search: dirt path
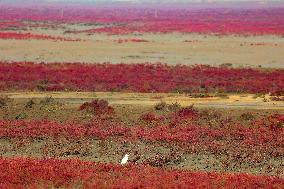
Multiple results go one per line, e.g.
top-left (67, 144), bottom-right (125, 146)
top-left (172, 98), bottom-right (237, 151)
top-left (2, 92), bottom-right (284, 110)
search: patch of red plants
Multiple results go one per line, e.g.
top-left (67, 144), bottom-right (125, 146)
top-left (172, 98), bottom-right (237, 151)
top-left (0, 119), bottom-right (129, 139)
top-left (0, 113), bottom-right (283, 157)
top-left (184, 40), bottom-right (199, 43)
top-left (176, 107), bottom-right (199, 119)
top-left (115, 39), bottom-right (150, 43)
top-left (0, 32), bottom-right (81, 41)
top-left (252, 114), bottom-right (284, 130)
top-left (0, 62), bottom-right (283, 94)
top-left (240, 42), bottom-right (281, 47)
top-left (169, 106), bottom-right (199, 126)
top-left (140, 112), bottom-right (165, 123)
top-left (0, 157), bottom-right (283, 188)
top-left (1, 7), bottom-right (284, 35)
top-left (0, 21), bottom-right (25, 30)
top-left (69, 8), bottom-right (284, 35)
top-left (79, 99), bottom-right (115, 116)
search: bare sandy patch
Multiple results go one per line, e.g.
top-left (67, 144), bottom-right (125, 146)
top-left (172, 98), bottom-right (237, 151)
top-left (2, 92), bottom-right (284, 110)
top-left (0, 32), bottom-right (284, 68)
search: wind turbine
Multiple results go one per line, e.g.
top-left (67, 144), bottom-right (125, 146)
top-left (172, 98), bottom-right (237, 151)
top-left (60, 9), bottom-right (64, 19)
top-left (154, 8), bottom-right (158, 18)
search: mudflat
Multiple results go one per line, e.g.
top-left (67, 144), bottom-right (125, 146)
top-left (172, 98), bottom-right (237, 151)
top-left (1, 32), bottom-right (284, 68)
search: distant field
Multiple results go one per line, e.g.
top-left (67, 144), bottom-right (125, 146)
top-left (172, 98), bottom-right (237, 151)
top-left (0, 6), bottom-right (284, 67)
top-left (1, 33), bottom-right (284, 68)
top-left (1, 6), bottom-right (284, 35)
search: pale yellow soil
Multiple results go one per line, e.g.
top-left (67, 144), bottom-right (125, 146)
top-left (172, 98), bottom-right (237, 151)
top-left (0, 29), bottom-right (284, 68)
top-left (2, 92), bottom-right (284, 109)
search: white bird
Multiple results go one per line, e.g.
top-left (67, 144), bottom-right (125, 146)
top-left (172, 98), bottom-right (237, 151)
top-left (120, 154), bottom-right (129, 165)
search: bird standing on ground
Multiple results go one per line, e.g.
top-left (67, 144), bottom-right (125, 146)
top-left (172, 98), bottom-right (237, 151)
top-left (121, 154), bottom-right (129, 165)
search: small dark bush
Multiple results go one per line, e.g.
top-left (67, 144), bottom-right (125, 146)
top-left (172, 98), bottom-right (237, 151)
top-left (240, 112), bottom-right (255, 121)
top-left (140, 112), bottom-right (165, 123)
top-left (219, 63), bottom-right (233, 68)
top-left (143, 152), bottom-right (182, 167)
top-left (214, 93), bottom-right (229, 99)
top-left (167, 102), bottom-right (181, 112)
top-left (25, 99), bottom-right (36, 109)
top-left (40, 96), bottom-right (55, 105)
top-left (0, 95), bottom-right (11, 108)
top-left (154, 101), bottom-right (167, 111)
top-left (79, 99), bottom-right (114, 116)
top-left (190, 93), bottom-right (212, 98)
top-left (270, 96), bottom-right (284, 101)
top-left (268, 114), bottom-right (284, 130)
top-left (176, 104), bottom-right (198, 119)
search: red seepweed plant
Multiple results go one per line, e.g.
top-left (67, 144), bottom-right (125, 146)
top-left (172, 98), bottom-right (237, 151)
top-left (0, 157), bottom-right (283, 188)
top-left (79, 99), bottom-right (115, 116)
top-left (1, 7), bottom-right (284, 35)
top-left (0, 31), bottom-right (82, 41)
top-left (0, 62), bottom-right (283, 94)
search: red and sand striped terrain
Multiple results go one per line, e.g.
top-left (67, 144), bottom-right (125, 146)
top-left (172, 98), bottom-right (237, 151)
top-left (0, 3), bottom-right (283, 188)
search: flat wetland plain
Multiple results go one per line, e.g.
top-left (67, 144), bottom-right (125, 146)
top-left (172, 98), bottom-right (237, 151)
top-left (1, 31), bottom-right (284, 68)
top-left (0, 5), bottom-right (284, 188)
top-left (1, 92), bottom-right (283, 176)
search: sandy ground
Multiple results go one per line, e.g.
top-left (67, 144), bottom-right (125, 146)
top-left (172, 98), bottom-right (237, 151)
top-left (2, 92), bottom-right (284, 110)
top-left (0, 30), bottom-right (284, 68)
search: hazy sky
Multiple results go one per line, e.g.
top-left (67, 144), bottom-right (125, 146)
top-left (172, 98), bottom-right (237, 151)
top-left (43, 0), bottom-right (284, 6)
top-left (2, 0), bottom-right (284, 3)
top-left (35, 0), bottom-right (284, 2)
top-left (2, 0), bottom-right (284, 6)
top-left (47, 0), bottom-right (283, 1)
